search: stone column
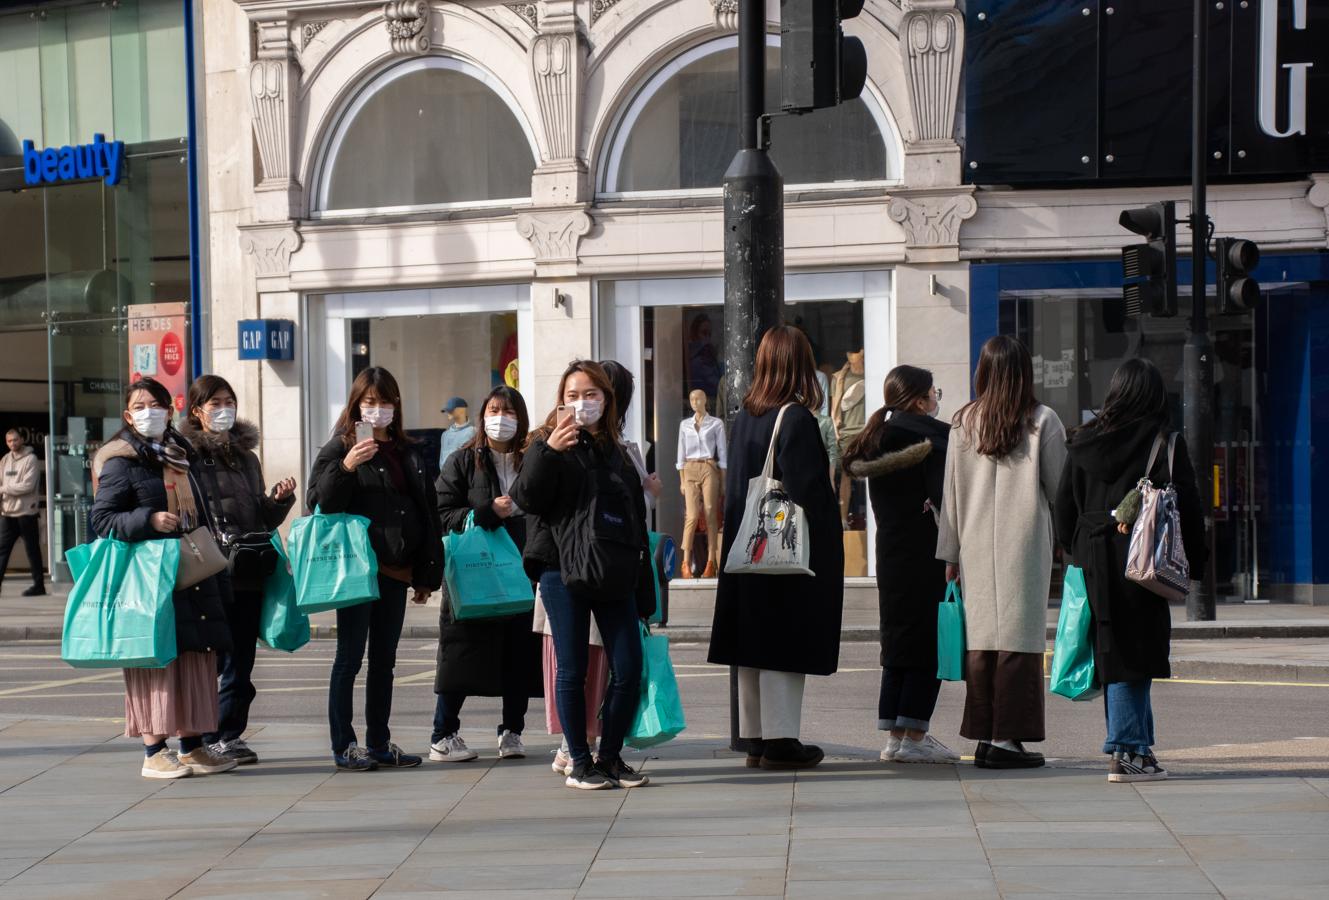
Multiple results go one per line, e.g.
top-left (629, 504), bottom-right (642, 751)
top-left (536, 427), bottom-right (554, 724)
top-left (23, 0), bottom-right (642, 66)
top-left (249, 13), bottom-right (301, 222)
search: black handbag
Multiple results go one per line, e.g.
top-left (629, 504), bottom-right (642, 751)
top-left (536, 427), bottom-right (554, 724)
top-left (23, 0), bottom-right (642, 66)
top-left (222, 531), bottom-right (280, 582)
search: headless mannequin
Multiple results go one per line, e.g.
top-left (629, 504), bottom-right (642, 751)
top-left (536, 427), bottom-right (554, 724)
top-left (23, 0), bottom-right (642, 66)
top-left (832, 350), bottom-right (866, 526)
top-left (677, 390), bottom-right (725, 578)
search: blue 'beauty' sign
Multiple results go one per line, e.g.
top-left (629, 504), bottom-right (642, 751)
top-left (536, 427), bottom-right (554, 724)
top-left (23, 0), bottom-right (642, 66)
top-left (22, 133), bottom-right (125, 187)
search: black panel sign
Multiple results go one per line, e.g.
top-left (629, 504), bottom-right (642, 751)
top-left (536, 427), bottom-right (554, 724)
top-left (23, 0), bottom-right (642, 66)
top-left (965, 0), bottom-right (1329, 185)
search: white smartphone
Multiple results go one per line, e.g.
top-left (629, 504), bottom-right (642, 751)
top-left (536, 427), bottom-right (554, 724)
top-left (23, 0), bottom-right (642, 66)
top-left (354, 421), bottom-right (374, 444)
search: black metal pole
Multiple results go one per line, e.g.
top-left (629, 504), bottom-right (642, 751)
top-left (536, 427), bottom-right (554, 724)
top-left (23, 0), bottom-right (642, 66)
top-left (1184, 0), bottom-right (1216, 621)
top-left (722, 0), bottom-right (784, 751)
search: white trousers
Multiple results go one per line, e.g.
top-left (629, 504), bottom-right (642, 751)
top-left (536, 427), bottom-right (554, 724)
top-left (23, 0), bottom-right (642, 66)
top-left (737, 667), bottom-right (806, 740)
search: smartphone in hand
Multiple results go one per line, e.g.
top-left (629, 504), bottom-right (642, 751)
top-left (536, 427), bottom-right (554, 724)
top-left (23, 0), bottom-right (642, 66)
top-left (354, 421), bottom-right (374, 444)
top-left (555, 405), bottom-right (573, 427)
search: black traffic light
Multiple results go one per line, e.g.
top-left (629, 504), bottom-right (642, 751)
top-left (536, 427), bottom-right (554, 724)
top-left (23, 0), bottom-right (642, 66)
top-left (1120, 201), bottom-right (1178, 318)
top-left (781, 0), bottom-right (868, 113)
top-left (1212, 237), bottom-right (1260, 314)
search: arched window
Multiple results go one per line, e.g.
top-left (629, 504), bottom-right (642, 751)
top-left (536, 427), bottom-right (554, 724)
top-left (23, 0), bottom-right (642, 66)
top-left (601, 37), bottom-right (899, 195)
top-left (315, 57), bottom-right (538, 215)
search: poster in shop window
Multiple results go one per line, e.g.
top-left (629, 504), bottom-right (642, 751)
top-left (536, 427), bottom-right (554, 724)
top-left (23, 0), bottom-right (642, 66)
top-left (127, 303), bottom-right (189, 419)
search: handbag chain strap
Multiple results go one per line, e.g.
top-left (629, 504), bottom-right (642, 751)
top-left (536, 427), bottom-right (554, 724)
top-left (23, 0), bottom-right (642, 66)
top-left (761, 404), bottom-right (794, 480)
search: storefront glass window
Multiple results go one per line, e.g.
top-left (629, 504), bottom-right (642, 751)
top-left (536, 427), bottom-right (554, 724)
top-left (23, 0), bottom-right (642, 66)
top-left (607, 43), bottom-right (895, 193)
top-left (320, 62), bottom-right (537, 213)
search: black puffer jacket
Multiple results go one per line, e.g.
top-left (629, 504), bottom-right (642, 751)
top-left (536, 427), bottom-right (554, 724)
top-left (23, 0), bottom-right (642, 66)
top-left (308, 434), bottom-right (443, 591)
top-left (433, 446), bottom-right (541, 698)
top-left (180, 417), bottom-right (294, 538)
top-left (89, 431), bottom-right (234, 655)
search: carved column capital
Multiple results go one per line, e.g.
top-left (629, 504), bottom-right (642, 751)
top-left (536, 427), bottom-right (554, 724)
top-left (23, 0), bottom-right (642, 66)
top-left (516, 206), bottom-right (592, 274)
top-left (1308, 174), bottom-right (1329, 247)
top-left (887, 188), bottom-right (977, 262)
top-left (247, 15), bottom-right (302, 220)
top-left (383, 1), bottom-right (432, 55)
top-left (239, 223), bottom-right (303, 280)
top-left (901, 1), bottom-right (964, 145)
top-left (710, 0), bottom-right (738, 31)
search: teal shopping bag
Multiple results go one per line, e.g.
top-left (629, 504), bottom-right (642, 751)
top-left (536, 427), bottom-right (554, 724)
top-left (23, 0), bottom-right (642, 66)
top-left (936, 580), bottom-right (966, 682)
top-left (627, 622), bottom-right (687, 749)
top-left (259, 531), bottom-right (310, 652)
top-left (444, 512), bottom-right (535, 621)
top-left (61, 538), bottom-right (179, 669)
top-left (64, 541), bottom-right (95, 583)
top-left (288, 509), bottom-right (379, 614)
top-left (1050, 565), bottom-right (1100, 701)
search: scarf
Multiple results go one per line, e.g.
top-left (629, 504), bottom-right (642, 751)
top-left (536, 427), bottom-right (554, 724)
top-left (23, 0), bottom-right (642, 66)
top-left (147, 435), bottom-right (201, 532)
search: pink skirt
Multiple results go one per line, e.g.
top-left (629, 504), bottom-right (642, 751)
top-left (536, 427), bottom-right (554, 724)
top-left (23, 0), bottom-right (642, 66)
top-left (542, 634), bottom-right (610, 737)
top-left (123, 651), bottom-right (219, 737)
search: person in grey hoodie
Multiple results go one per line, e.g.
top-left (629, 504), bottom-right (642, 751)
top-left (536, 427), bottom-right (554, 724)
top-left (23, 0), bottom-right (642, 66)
top-left (0, 429), bottom-right (45, 596)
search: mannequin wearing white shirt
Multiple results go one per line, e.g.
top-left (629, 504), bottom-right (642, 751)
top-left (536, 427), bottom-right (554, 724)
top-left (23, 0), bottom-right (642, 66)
top-left (677, 390), bottom-right (726, 578)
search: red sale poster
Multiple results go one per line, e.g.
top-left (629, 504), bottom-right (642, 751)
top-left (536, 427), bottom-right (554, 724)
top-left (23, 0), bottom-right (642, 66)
top-left (127, 302), bottom-right (190, 420)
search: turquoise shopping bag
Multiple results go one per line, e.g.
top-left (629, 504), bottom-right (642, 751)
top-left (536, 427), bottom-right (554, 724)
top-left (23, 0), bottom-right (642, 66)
top-left (1050, 565), bottom-right (1100, 701)
top-left (627, 622), bottom-right (687, 749)
top-left (444, 512), bottom-right (535, 620)
top-left (61, 538), bottom-right (179, 669)
top-left (288, 509), bottom-right (379, 614)
top-left (259, 531), bottom-right (310, 652)
top-left (64, 541), bottom-right (95, 582)
top-left (936, 580), bottom-right (966, 682)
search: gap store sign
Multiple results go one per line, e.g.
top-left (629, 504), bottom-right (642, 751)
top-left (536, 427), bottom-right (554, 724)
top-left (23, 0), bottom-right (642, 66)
top-left (22, 134), bottom-right (125, 187)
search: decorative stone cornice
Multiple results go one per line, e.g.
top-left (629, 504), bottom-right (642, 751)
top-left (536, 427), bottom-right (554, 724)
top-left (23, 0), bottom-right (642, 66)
top-left (887, 188), bottom-right (977, 262)
top-left (239, 224), bottom-right (303, 279)
top-left (506, 3), bottom-right (538, 29)
top-left (710, 0), bottom-right (738, 31)
top-left (516, 207), bottom-right (592, 267)
top-left (1308, 175), bottom-right (1329, 247)
top-left (591, 0), bottom-right (621, 23)
top-left (383, 0), bottom-right (430, 55)
top-left (901, 0), bottom-right (964, 145)
top-left (300, 19), bottom-right (329, 48)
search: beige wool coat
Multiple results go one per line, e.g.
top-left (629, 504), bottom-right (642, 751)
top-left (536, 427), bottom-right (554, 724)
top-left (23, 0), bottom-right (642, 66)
top-left (936, 404), bottom-right (1067, 654)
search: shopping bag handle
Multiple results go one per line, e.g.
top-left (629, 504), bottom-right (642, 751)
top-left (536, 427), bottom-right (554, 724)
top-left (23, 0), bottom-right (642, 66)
top-left (760, 404), bottom-right (794, 480)
top-left (943, 581), bottom-right (963, 604)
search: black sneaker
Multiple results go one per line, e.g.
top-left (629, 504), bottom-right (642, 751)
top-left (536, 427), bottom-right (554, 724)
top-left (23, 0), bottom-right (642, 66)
top-left (368, 742), bottom-right (423, 768)
top-left (209, 738), bottom-right (259, 766)
top-left (597, 757), bottom-right (649, 788)
top-left (21, 585), bottom-right (45, 597)
top-left (334, 742), bottom-right (379, 772)
top-left (565, 760), bottom-right (614, 791)
top-left (1108, 753), bottom-right (1168, 783)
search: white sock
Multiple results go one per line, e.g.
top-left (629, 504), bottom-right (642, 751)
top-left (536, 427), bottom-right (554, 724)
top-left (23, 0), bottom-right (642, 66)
top-left (992, 739), bottom-right (1021, 752)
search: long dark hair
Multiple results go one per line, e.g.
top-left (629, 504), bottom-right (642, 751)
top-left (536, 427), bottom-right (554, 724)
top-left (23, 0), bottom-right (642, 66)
top-left (842, 365), bottom-right (934, 469)
top-left (466, 385), bottom-right (529, 464)
top-left (743, 325), bottom-right (824, 416)
top-left (1075, 358), bottom-right (1169, 439)
top-left (186, 374), bottom-right (236, 430)
top-left (600, 359), bottom-right (634, 428)
top-left (332, 366), bottom-right (413, 446)
top-left (954, 335), bottom-right (1039, 458)
top-left (529, 359), bottom-right (622, 449)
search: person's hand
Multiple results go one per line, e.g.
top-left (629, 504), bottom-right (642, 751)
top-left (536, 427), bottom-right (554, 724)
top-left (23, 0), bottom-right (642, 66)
top-left (547, 414), bottom-right (578, 452)
top-left (945, 563), bottom-right (959, 583)
top-left (643, 473), bottom-right (663, 499)
top-left (492, 496), bottom-right (515, 519)
top-left (342, 439), bottom-right (378, 472)
top-left (272, 477), bottom-right (296, 501)
top-left (411, 588), bottom-right (431, 605)
top-left (150, 511), bottom-right (180, 533)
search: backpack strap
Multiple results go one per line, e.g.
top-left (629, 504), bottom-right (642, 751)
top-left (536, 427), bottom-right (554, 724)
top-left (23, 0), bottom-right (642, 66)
top-left (761, 404), bottom-right (793, 480)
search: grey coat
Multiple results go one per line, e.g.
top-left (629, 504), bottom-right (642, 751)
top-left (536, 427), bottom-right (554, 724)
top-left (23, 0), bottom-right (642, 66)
top-left (936, 404), bottom-right (1067, 655)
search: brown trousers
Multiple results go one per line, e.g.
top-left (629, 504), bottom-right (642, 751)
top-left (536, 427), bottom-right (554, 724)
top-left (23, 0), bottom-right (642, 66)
top-left (960, 650), bottom-right (1046, 743)
top-left (681, 459), bottom-right (721, 566)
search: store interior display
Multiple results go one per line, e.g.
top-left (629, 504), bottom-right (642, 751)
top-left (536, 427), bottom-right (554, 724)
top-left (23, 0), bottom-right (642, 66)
top-left (677, 389), bottom-right (726, 579)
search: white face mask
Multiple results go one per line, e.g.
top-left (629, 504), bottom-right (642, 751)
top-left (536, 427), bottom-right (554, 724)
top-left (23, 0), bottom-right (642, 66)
top-left (571, 397), bottom-right (603, 427)
top-left (206, 407), bottom-right (236, 432)
top-left (359, 405), bottom-right (394, 429)
top-left (131, 408), bottom-right (169, 440)
top-left (484, 414), bottom-right (518, 442)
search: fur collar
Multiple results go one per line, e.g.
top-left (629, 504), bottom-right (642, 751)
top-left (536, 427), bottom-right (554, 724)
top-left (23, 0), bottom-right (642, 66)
top-left (180, 416), bottom-right (260, 454)
top-left (847, 439), bottom-right (933, 479)
top-left (91, 438), bottom-right (138, 487)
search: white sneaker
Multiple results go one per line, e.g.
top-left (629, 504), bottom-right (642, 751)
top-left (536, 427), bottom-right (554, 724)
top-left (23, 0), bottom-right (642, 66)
top-left (497, 730), bottom-right (526, 760)
top-left (429, 734), bottom-right (478, 763)
top-left (551, 748), bottom-right (573, 775)
top-left (894, 734), bottom-right (961, 764)
top-left (880, 735), bottom-right (902, 762)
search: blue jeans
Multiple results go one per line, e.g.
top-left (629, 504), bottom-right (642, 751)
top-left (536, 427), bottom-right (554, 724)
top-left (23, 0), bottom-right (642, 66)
top-left (877, 666), bottom-right (942, 732)
top-left (431, 691), bottom-right (529, 743)
top-left (538, 570), bottom-right (642, 769)
top-left (1102, 679), bottom-right (1155, 756)
top-left (328, 576), bottom-right (408, 754)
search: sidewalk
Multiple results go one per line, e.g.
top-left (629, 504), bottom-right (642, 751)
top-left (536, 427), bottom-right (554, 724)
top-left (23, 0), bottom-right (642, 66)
top-left (7, 582), bottom-right (1329, 684)
top-left (0, 716), bottom-right (1325, 899)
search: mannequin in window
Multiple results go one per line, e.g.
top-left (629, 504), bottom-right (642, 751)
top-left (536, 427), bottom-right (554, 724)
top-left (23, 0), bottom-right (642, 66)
top-left (677, 389), bottom-right (727, 579)
top-left (439, 397), bottom-right (475, 469)
top-left (831, 350), bottom-right (866, 526)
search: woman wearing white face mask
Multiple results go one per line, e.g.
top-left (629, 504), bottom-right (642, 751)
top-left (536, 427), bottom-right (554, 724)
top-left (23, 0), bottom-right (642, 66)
top-left (90, 378), bottom-right (238, 780)
top-left (428, 386), bottom-right (542, 762)
top-left (309, 366), bottom-right (443, 771)
top-left (181, 375), bottom-right (296, 766)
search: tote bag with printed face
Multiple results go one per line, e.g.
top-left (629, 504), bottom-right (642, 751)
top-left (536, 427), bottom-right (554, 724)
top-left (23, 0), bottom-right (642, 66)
top-left (723, 404), bottom-right (814, 577)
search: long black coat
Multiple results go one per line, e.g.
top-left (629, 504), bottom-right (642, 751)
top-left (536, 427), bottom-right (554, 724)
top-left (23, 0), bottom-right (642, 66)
top-left (434, 446), bottom-right (541, 698)
top-left (847, 412), bottom-right (950, 670)
top-left (89, 432), bottom-right (234, 655)
top-left (1054, 422), bottom-right (1208, 683)
top-left (307, 435), bottom-right (443, 591)
top-left (708, 404), bottom-right (844, 676)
